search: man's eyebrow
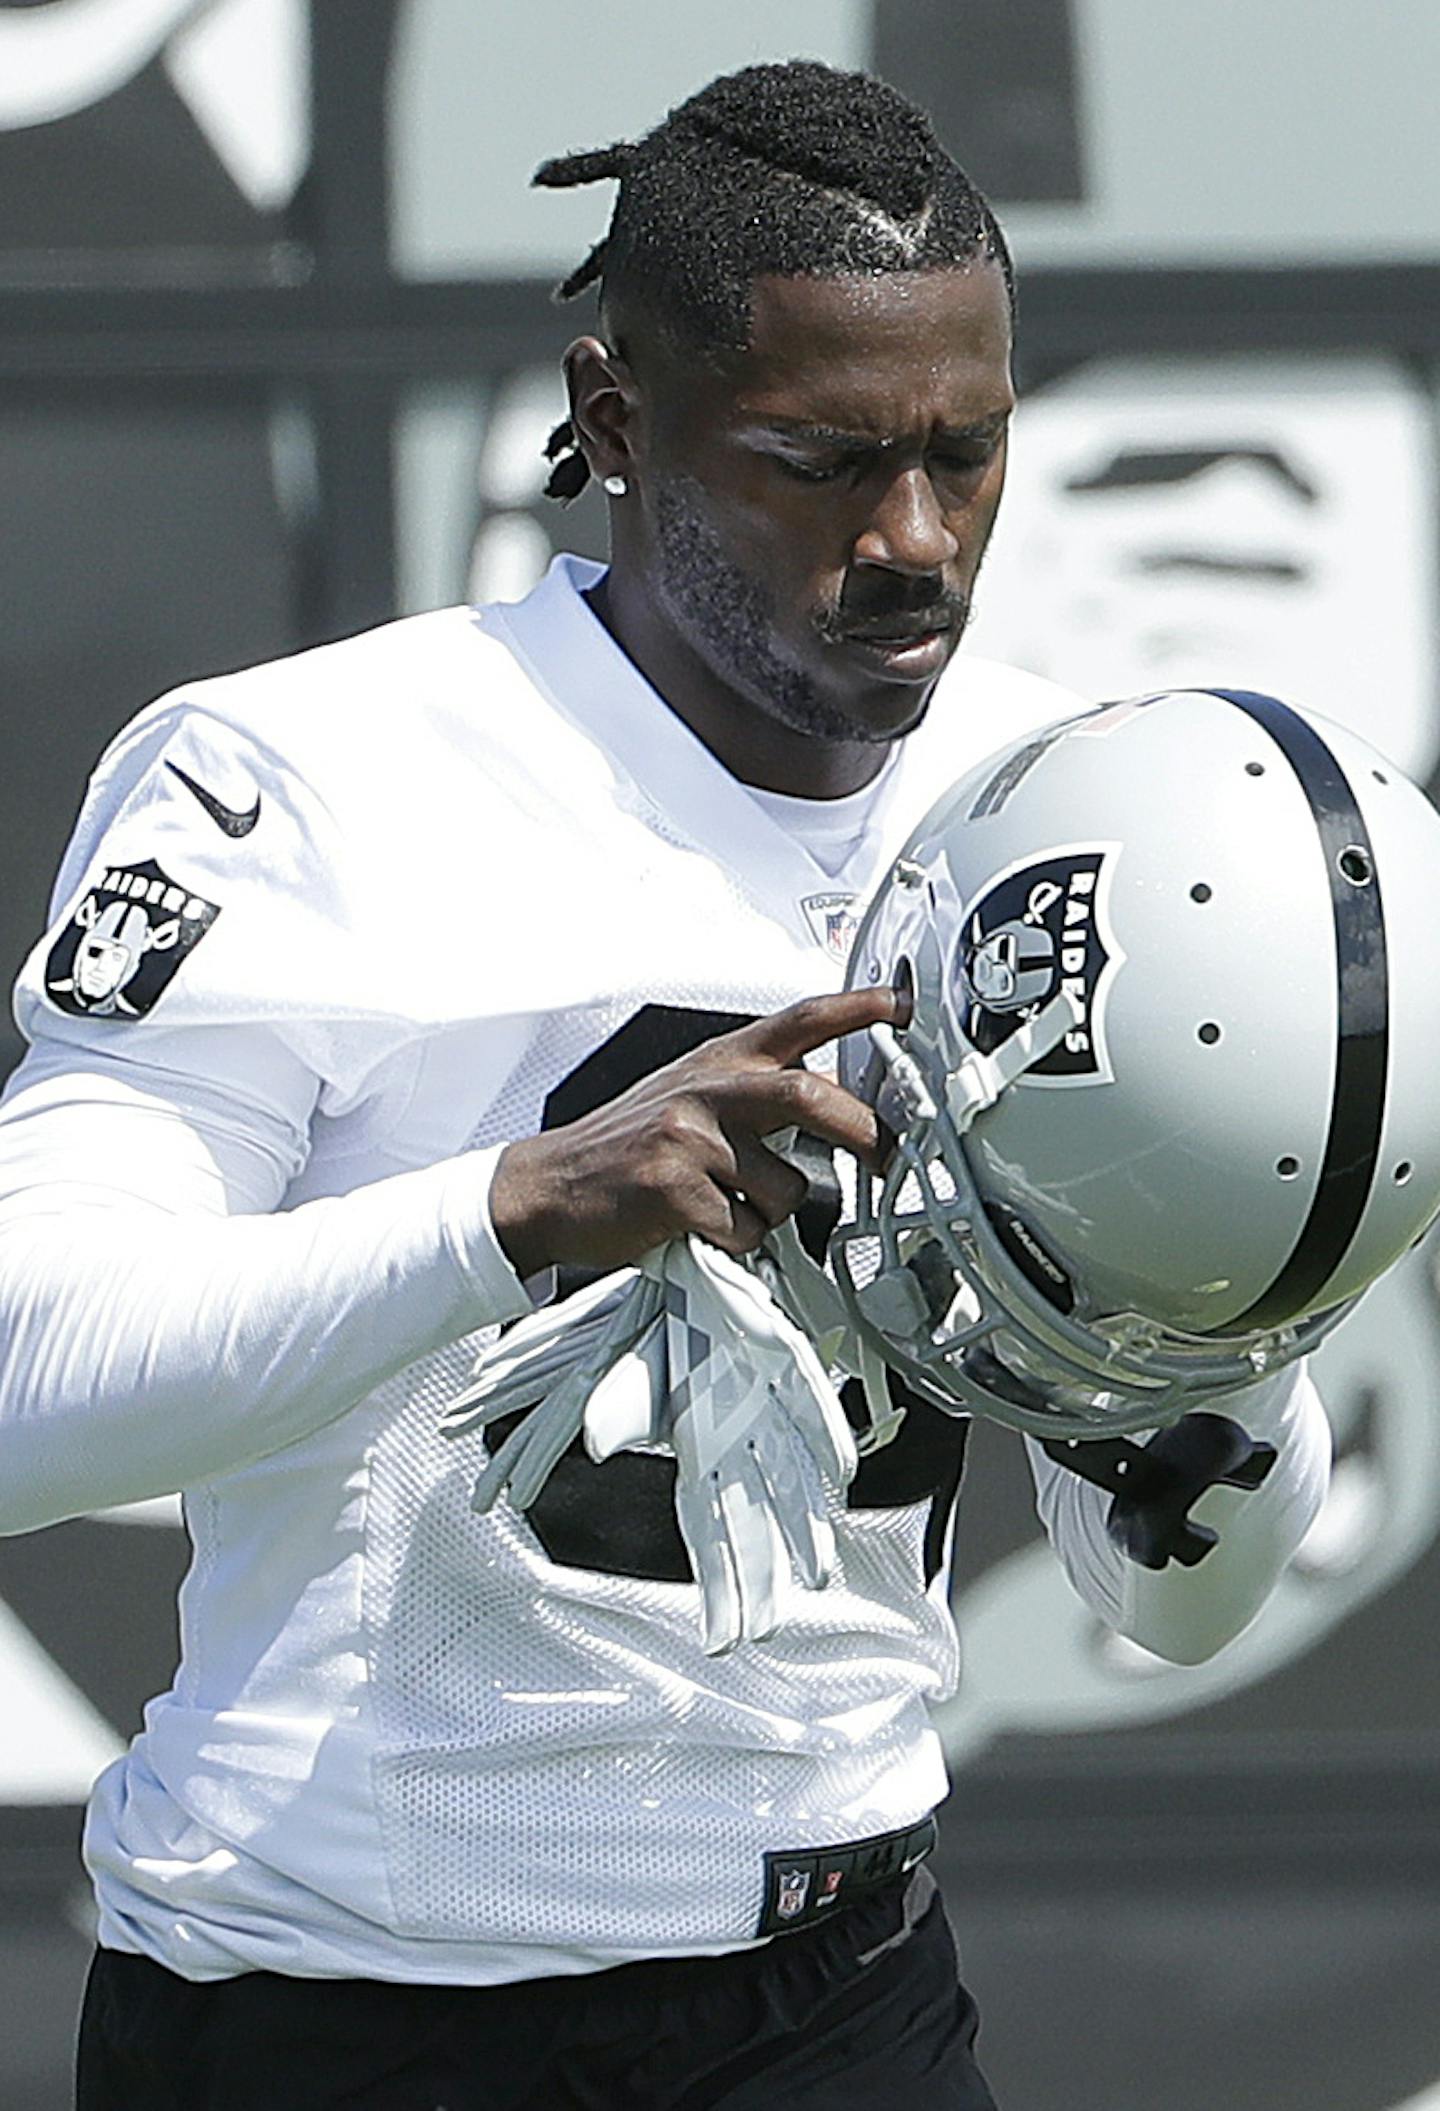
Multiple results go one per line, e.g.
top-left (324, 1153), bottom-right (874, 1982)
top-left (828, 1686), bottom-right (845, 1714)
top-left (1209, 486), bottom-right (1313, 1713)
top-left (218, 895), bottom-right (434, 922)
top-left (750, 411), bottom-right (1011, 448)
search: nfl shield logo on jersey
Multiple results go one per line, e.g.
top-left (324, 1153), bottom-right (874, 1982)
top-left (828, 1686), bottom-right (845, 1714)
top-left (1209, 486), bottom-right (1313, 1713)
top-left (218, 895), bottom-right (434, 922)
top-left (775, 1867), bottom-right (812, 1921)
top-left (800, 891), bottom-right (861, 964)
top-left (45, 858), bottom-right (220, 1020)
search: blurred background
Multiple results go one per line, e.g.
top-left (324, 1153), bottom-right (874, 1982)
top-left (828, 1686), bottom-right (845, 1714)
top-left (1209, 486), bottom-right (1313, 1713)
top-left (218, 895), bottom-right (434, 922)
top-left (2, 3), bottom-right (1439, 2105)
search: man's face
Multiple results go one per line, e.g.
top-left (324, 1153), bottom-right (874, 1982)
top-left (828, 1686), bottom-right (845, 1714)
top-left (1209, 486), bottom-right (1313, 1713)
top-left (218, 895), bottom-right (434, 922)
top-left (633, 262), bottom-right (1014, 746)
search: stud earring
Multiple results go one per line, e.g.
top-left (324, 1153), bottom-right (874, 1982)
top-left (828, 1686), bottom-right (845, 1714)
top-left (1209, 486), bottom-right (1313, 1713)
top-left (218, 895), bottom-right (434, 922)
top-left (602, 474), bottom-right (628, 498)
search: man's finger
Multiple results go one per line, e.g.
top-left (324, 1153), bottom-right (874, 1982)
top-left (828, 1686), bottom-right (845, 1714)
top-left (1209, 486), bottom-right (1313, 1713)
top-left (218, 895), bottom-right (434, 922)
top-left (706, 1189), bottom-right (777, 1257)
top-left (727, 986), bottom-right (900, 1069)
top-left (724, 1135), bottom-right (811, 1230)
top-left (718, 1068), bottom-right (887, 1172)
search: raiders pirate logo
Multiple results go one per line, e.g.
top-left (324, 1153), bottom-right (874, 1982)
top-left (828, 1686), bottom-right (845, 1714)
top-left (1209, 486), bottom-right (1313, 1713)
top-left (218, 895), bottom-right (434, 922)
top-left (45, 858), bottom-right (220, 1020)
top-left (956, 845), bottom-right (1121, 1083)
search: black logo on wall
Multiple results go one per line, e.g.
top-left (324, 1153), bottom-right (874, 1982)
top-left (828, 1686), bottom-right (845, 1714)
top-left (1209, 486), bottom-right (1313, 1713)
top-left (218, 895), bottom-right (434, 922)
top-left (45, 858), bottom-right (220, 1019)
top-left (871, 0), bottom-right (1085, 204)
top-left (956, 847), bottom-right (1119, 1082)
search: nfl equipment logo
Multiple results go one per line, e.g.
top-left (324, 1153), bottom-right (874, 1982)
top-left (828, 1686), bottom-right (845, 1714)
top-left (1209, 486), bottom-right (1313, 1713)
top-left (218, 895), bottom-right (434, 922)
top-left (775, 1867), bottom-right (811, 1921)
top-left (800, 892), bottom-right (861, 964)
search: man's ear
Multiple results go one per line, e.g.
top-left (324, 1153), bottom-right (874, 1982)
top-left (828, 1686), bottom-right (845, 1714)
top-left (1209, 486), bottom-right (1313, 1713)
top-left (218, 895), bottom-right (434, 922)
top-left (563, 336), bottom-right (641, 487)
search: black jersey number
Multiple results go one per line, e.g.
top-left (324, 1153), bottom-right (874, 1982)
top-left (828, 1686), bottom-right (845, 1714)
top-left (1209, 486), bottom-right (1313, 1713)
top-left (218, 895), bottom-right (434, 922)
top-left (488, 1003), bottom-right (967, 1585)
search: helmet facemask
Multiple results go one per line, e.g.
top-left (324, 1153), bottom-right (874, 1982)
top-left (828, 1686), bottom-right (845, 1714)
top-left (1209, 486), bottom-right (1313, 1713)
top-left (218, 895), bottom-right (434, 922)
top-left (830, 993), bottom-right (1349, 1439)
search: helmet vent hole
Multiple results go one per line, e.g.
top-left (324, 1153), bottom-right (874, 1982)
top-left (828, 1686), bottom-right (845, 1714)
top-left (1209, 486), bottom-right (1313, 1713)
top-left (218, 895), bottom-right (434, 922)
top-left (1338, 845), bottom-right (1373, 886)
top-left (1245, 761), bottom-right (1266, 777)
top-left (1197, 1021), bottom-right (1222, 1045)
top-left (1276, 1154), bottom-right (1302, 1180)
top-left (1373, 769), bottom-right (1390, 786)
top-left (1395, 1160), bottom-right (1414, 1185)
top-left (1190, 883), bottom-right (1213, 903)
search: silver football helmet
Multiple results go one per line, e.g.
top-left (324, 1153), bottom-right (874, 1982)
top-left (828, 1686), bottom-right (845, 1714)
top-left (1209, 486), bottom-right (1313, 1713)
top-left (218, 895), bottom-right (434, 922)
top-left (817, 688), bottom-right (1440, 1441)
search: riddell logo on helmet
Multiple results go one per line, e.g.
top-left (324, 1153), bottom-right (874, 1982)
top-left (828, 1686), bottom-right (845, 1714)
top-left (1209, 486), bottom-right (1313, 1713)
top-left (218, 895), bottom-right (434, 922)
top-left (957, 846), bottom-right (1121, 1083)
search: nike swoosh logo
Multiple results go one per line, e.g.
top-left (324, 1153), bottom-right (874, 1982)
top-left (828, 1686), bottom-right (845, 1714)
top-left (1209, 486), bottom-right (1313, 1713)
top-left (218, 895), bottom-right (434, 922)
top-left (165, 761), bottom-right (261, 838)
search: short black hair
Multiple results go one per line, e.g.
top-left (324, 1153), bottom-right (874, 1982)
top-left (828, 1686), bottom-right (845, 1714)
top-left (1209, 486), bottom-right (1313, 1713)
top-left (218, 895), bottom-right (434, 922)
top-left (537, 59), bottom-right (1013, 500)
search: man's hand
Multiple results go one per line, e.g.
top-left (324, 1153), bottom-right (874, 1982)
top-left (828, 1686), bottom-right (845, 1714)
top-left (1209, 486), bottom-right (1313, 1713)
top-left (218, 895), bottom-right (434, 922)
top-left (488, 989), bottom-right (898, 1280)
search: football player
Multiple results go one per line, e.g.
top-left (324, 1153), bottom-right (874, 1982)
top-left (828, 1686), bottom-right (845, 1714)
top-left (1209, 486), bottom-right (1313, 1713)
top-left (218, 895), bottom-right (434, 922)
top-left (0, 62), bottom-right (1331, 2111)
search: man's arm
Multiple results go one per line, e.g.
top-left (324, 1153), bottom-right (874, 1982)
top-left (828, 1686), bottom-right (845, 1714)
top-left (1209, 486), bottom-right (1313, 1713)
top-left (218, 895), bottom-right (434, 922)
top-left (0, 1050), bottom-right (533, 1534)
top-left (1026, 1366), bottom-right (1331, 1664)
top-left (0, 991), bottom-right (895, 1536)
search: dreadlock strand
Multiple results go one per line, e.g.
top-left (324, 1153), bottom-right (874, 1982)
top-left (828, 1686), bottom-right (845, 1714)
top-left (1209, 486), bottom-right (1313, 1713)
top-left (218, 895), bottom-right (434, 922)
top-left (554, 237), bottom-right (608, 303)
top-left (543, 448), bottom-right (592, 504)
top-left (543, 418), bottom-right (577, 461)
top-left (540, 416), bottom-right (591, 503)
top-left (532, 144), bottom-right (633, 190)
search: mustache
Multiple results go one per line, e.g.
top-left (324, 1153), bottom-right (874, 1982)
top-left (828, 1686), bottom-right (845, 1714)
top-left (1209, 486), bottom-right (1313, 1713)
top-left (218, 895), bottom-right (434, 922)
top-left (813, 589), bottom-right (970, 644)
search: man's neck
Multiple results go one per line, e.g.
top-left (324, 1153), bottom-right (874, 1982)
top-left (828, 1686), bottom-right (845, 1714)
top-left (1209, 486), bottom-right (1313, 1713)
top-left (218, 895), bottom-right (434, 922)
top-left (584, 573), bottom-right (893, 800)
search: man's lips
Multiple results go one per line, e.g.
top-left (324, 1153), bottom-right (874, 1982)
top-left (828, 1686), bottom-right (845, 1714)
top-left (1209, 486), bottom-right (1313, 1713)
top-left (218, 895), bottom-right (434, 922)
top-left (831, 613), bottom-right (956, 645)
top-left (825, 620), bottom-right (958, 682)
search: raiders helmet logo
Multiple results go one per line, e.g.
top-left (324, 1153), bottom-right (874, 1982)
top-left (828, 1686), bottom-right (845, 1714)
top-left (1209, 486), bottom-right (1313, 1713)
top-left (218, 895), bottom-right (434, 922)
top-left (956, 845), bottom-right (1121, 1083)
top-left (45, 858), bottom-right (220, 1020)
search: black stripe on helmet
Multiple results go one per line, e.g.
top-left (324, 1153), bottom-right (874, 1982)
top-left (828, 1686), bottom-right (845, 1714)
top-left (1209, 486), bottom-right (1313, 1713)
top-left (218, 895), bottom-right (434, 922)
top-left (1205, 689), bottom-right (1388, 1330)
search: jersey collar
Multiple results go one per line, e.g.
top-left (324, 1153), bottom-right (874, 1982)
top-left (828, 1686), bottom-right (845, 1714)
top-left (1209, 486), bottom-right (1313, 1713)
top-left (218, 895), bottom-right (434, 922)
top-left (479, 555), bottom-right (918, 960)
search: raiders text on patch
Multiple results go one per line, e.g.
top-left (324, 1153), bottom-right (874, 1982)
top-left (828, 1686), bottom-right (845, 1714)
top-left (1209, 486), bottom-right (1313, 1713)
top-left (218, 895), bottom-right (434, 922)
top-left (45, 859), bottom-right (220, 1020)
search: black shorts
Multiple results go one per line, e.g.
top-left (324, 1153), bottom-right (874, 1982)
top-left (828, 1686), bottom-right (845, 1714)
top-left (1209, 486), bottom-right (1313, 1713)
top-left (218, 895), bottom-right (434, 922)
top-left (75, 1869), bottom-right (998, 2110)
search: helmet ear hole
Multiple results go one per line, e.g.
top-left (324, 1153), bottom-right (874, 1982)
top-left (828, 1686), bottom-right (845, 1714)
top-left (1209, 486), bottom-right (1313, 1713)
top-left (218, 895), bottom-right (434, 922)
top-left (890, 955), bottom-right (915, 1025)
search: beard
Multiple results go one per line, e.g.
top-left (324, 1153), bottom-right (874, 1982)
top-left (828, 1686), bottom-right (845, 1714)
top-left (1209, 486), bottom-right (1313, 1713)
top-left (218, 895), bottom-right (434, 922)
top-left (650, 476), bottom-right (969, 744)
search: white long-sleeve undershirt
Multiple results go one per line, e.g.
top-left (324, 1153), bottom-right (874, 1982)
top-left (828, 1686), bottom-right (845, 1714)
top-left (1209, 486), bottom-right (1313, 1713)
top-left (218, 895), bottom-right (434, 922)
top-left (1026, 1362), bottom-right (1331, 1663)
top-left (0, 1053), bottom-right (531, 1536)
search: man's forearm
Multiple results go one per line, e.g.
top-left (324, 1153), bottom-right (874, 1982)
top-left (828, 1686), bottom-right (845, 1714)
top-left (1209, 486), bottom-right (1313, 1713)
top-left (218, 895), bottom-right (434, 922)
top-left (0, 1148), bottom-right (531, 1534)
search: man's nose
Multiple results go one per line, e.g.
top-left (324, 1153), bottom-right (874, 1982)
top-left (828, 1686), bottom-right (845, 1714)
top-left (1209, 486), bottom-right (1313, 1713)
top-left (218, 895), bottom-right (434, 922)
top-left (852, 467), bottom-right (959, 576)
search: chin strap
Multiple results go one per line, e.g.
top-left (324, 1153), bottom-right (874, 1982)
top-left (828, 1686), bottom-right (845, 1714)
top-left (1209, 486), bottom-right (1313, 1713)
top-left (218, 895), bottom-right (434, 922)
top-left (892, 987), bottom-right (1086, 1136)
top-left (866, 990), bottom-right (1081, 1140)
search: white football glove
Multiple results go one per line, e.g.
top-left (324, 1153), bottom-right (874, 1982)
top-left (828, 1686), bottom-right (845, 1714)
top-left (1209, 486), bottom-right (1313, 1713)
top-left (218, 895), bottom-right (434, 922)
top-left (441, 1236), bottom-right (858, 1654)
top-left (442, 1267), bottom-right (662, 1510)
top-left (652, 1237), bottom-right (858, 1653)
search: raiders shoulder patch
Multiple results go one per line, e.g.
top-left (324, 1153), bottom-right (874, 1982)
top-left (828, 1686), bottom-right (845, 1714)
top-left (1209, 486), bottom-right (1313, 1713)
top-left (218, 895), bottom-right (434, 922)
top-left (45, 858), bottom-right (220, 1020)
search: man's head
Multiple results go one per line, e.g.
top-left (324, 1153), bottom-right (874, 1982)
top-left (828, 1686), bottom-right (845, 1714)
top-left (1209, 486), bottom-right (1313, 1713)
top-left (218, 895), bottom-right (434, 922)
top-left (539, 62), bottom-right (1016, 783)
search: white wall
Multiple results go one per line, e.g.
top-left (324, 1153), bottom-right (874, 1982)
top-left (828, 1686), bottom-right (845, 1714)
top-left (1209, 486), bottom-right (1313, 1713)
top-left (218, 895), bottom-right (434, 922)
top-left (388, 0), bottom-right (1440, 279)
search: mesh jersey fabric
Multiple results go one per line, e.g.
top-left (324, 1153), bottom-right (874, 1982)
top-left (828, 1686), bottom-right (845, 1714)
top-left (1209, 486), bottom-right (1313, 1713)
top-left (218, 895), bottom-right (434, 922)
top-left (2, 556), bottom-right (1111, 1981)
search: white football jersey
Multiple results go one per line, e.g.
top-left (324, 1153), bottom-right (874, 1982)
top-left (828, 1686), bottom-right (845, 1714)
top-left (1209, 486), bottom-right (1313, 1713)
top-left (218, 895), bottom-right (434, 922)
top-left (0, 556), bottom-right (1315, 1983)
